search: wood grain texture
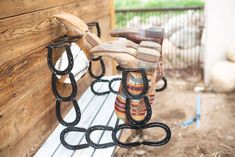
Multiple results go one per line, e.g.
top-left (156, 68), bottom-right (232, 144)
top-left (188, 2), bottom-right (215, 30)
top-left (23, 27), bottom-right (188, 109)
top-left (0, 73), bottom-right (92, 157)
top-left (0, 0), bottom-right (113, 157)
top-left (0, 46), bottom-right (101, 157)
top-left (0, 0), bottom-right (78, 19)
top-left (0, 0), bottom-right (110, 66)
top-left (110, 0), bottom-right (115, 29)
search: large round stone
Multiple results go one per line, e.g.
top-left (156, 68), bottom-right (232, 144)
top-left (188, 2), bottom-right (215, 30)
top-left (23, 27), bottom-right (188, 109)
top-left (169, 27), bottom-right (201, 49)
top-left (163, 13), bottom-right (189, 37)
top-left (226, 41), bottom-right (235, 62)
top-left (208, 61), bottom-right (235, 93)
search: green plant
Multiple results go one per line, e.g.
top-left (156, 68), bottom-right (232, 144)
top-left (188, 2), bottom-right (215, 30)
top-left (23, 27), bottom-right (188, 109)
top-left (114, 0), bottom-right (204, 28)
top-left (115, 0), bottom-right (204, 9)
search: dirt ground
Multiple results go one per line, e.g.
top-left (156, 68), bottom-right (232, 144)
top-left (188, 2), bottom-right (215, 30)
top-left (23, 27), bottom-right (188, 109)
top-left (114, 79), bottom-right (235, 157)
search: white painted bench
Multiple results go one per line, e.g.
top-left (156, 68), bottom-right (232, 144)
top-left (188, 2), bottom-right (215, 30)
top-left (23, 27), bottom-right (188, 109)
top-left (35, 76), bottom-right (123, 157)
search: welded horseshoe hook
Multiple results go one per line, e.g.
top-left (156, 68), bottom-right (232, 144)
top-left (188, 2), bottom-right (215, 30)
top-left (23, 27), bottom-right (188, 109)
top-left (141, 122), bottom-right (171, 147)
top-left (60, 127), bottom-right (89, 150)
top-left (87, 21), bottom-right (101, 38)
top-left (112, 122), bottom-right (171, 148)
top-left (56, 99), bottom-right (81, 127)
top-left (47, 44), bottom-right (74, 75)
top-left (85, 125), bottom-right (115, 149)
top-left (90, 79), bottom-right (110, 95)
top-left (109, 77), bottom-right (122, 94)
top-left (125, 96), bottom-right (152, 125)
top-left (88, 56), bottom-right (106, 79)
top-left (155, 76), bottom-right (167, 92)
top-left (51, 73), bottom-right (77, 101)
top-left (112, 124), bottom-right (141, 148)
top-left (117, 66), bottom-right (149, 99)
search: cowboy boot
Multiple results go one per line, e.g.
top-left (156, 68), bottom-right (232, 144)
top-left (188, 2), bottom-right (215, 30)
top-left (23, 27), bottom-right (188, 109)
top-left (110, 27), bottom-right (165, 83)
top-left (110, 27), bottom-right (164, 44)
top-left (53, 13), bottom-right (162, 82)
top-left (53, 13), bottom-right (101, 60)
top-left (91, 42), bottom-right (161, 123)
top-left (53, 13), bottom-right (103, 82)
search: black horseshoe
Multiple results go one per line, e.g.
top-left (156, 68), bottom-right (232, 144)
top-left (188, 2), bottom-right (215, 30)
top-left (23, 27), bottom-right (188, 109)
top-left (109, 77), bottom-right (122, 94)
top-left (87, 22), bottom-right (101, 38)
top-left (54, 35), bottom-right (83, 44)
top-left (90, 79), bottom-right (110, 95)
top-left (47, 44), bottom-right (74, 75)
top-left (88, 56), bottom-right (105, 79)
top-left (112, 123), bottom-right (171, 148)
top-left (155, 77), bottom-right (167, 92)
top-left (51, 35), bottom-right (83, 47)
top-left (91, 56), bottom-right (102, 61)
top-left (125, 96), bottom-right (152, 125)
top-left (85, 125), bottom-right (115, 149)
top-left (60, 127), bottom-right (89, 150)
top-left (112, 124), bottom-right (141, 148)
top-left (56, 99), bottom-right (81, 127)
top-left (117, 66), bottom-right (149, 99)
top-left (141, 122), bottom-right (171, 146)
top-left (52, 73), bottom-right (77, 101)
top-left (122, 70), bottom-right (149, 99)
top-left (95, 22), bottom-right (101, 38)
top-left (55, 35), bottom-right (83, 48)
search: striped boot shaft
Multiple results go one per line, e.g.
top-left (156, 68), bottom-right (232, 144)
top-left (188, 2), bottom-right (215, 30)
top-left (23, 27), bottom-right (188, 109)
top-left (114, 73), bottom-right (155, 122)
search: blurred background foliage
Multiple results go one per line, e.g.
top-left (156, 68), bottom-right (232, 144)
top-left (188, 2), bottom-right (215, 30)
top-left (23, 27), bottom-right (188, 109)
top-left (115, 0), bottom-right (204, 9)
top-left (115, 0), bottom-right (204, 28)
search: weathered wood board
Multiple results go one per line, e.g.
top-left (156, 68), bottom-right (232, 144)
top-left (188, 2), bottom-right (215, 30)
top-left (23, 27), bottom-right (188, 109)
top-left (0, 0), bottom-right (114, 157)
top-left (0, 0), bottom-right (79, 19)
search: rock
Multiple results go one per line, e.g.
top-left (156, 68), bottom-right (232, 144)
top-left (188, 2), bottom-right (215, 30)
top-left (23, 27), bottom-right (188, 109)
top-left (145, 16), bottom-right (161, 26)
top-left (162, 11), bottom-right (204, 38)
top-left (226, 41), bottom-right (235, 62)
top-left (187, 12), bottom-right (205, 28)
top-left (162, 11), bottom-right (193, 37)
top-left (134, 150), bottom-right (146, 157)
top-left (162, 38), bottom-right (178, 55)
top-left (179, 45), bottom-right (203, 65)
top-left (169, 27), bottom-right (201, 49)
top-left (208, 61), bottom-right (235, 93)
top-left (225, 135), bottom-right (234, 141)
top-left (162, 39), bottom-right (203, 68)
top-left (126, 16), bottom-right (141, 28)
top-left (201, 28), bottom-right (206, 45)
top-left (194, 86), bottom-right (205, 92)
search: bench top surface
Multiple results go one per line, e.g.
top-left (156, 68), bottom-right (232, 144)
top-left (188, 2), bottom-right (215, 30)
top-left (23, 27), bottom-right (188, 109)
top-left (34, 76), bottom-right (123, 157)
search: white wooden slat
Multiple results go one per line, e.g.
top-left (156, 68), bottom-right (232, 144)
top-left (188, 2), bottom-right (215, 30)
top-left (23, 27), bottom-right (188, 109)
top-left (92, 114), bottom-right (124, 157)
top-left (71, 82), bottom-right (120, 157)
top-left (52, 77), bottom-right (117, 157)
top-left (34, 81), bottom-right (104, 157)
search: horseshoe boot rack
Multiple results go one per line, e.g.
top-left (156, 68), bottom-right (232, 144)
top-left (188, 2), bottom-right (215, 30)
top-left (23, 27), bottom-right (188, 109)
top-left (47, 22), bottom-right (171, 150)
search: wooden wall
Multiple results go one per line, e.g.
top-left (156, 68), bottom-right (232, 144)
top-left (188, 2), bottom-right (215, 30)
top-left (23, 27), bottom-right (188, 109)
top-left (0, 0), bottom-right (113, 157)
